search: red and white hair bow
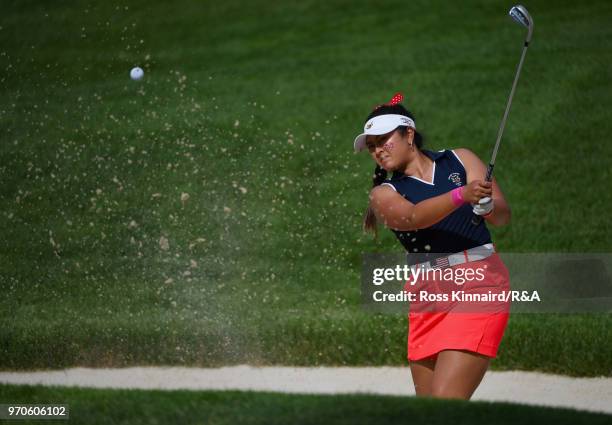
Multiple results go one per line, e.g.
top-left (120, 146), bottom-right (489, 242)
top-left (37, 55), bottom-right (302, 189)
top-left (374, 92), bottom-right (404, 110)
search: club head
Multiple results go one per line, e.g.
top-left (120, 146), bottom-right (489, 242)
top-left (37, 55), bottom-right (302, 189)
top-left (509, 5), bottom-right (534, 43)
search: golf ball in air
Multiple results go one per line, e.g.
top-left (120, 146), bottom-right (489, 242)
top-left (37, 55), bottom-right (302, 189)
top-left (130, 67), bottom-right (144, 81)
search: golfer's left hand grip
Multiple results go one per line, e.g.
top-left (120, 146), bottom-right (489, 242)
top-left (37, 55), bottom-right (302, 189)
top-left (471, 163), bottom-right (495, 226)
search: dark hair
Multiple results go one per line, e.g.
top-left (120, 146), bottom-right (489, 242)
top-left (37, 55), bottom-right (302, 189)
top-left (363, 103), bottom-right (425, 236)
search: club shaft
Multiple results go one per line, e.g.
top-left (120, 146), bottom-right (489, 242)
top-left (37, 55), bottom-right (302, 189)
top-left (489, 42), bottom-right (529, 170)
top-left (472, 39), bottom-right (529, 226)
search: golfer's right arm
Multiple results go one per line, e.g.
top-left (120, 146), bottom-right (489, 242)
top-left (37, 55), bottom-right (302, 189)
top-left (369, 181), bottom-right (491, 231)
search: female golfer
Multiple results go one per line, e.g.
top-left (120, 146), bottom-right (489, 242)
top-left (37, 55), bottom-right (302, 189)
top-left (354, 93), bottom-right (512, 400)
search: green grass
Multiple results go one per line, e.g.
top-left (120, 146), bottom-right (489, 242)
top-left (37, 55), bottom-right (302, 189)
top-left (1, 0), bottom-right (612, 375)
top-left (1, 384), bottom-right (611, 425)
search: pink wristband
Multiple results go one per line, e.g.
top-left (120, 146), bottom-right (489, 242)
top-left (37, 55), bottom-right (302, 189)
top-left (450, 187), bottom-right (466, 206)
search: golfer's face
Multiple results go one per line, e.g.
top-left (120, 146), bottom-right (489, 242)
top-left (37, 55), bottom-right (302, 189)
top-left (366, 130), bottom-right (407, 171)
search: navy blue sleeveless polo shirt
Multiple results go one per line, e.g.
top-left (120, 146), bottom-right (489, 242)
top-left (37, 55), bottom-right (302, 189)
top-left (381, 149), bottom-right (492, 259)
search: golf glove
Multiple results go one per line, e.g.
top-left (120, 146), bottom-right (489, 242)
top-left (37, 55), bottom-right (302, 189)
top-left (472, 197), bottom-right (494, 216)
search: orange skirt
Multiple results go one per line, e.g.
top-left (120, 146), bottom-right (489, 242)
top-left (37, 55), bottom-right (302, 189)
top-left (405, 252), bottom-right (511, 361)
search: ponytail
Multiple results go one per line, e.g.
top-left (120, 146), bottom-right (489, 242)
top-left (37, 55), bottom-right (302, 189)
top-left (363, 165), bottom-right (387, 236)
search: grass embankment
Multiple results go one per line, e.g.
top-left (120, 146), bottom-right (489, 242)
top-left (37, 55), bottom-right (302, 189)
top-left (1, 384), bottom-right (611, 425)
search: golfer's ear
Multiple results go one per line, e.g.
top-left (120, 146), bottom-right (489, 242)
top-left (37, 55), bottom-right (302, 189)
top-left (407, 127), bottom-right (415, 141)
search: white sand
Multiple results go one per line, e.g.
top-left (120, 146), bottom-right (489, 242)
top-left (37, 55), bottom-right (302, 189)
top-left (1, 366), bottom-right (611, 414)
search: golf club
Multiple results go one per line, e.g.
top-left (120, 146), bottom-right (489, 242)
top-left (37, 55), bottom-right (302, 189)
top-left (472, 4), bottom-right (533, 225)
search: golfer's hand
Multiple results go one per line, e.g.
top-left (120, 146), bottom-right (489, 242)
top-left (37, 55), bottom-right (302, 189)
top-left (461, 180), bottom-right (492, 204)
top-left (472, 196), bottom-right (494, 216)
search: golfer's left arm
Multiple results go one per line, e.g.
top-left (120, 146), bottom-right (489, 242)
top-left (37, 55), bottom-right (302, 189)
top-left (454, 148), bottom-right (511, 226)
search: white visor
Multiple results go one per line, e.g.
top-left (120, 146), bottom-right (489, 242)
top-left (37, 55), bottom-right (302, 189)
top-left (353, 114), bottom-right (416, 152)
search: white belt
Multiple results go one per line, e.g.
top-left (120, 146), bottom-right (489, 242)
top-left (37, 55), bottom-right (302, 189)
top-left (409, 243), bottom-right (495, 272)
